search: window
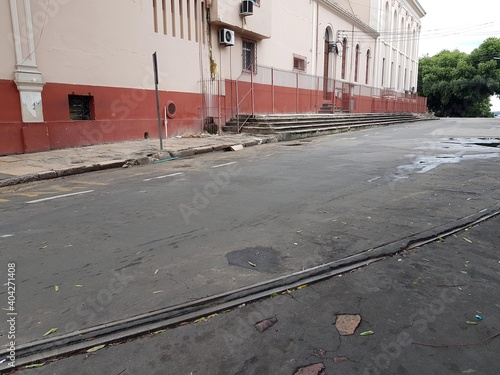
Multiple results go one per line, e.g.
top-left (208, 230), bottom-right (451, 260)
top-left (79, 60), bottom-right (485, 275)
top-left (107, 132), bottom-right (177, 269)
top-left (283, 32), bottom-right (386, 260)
top-left (69, 95), bottom-right (93, 121)
top-left (243, 39), bottom-right (257, 73)
top-left (293, 55), bottom-right (306, 72)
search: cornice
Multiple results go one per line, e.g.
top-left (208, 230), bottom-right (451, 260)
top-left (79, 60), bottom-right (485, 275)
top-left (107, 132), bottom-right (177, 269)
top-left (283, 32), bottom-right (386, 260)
top-left (318, 0), bottom-right (380, 38)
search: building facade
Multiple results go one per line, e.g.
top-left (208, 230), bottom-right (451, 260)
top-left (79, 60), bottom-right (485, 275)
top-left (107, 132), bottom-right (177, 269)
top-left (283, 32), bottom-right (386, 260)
top-left (0, 0), bottom-right (425, 155)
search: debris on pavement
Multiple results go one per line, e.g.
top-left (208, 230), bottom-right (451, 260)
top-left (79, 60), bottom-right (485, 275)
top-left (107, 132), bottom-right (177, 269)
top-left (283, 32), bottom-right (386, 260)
top-left (333, 356), bottom-right (350, 363)
top-left (335, 314), bottom-right (361, 336)
top-left (360, 330), bottom-right (375, 336)
top-left (43, 327), bottom-right (58, 337)
top-left (255, 317), bottom-right (278, 333)
top-left (293, 363), bottom-right (325, 375)
top-left (86, 344), bottom-right (106, 353)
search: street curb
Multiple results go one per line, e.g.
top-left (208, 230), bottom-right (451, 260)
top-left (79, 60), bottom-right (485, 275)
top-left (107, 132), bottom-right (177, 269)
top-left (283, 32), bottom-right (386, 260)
top-left (0, 135), bottom-right (279, 188)
top-left (0, 161), bottom-right (127, 188)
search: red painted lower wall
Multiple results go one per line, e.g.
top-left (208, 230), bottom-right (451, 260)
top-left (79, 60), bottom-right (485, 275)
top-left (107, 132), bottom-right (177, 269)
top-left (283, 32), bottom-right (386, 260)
top-left (0, 78), bottom-right (428, 155)
top-left (0, 81), bottom-right (205, 155)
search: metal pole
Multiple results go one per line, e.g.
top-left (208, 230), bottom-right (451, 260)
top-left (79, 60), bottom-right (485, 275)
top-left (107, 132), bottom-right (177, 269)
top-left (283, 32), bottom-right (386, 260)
top-left (251, 64), bottom-right (255, 116)
top-left (152, 52), bottom-right (163, 150)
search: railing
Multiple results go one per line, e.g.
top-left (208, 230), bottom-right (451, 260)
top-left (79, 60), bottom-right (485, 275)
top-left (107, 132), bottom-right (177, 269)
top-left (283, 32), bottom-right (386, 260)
top-left (236, 65), bottom-right (254, 133)
top-left (233, 65), bottom-right (427, 117)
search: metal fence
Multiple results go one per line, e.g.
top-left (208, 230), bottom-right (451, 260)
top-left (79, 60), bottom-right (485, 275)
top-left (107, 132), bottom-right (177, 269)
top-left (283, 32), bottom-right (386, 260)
top-left (233, 65), bottom-right (427, 116)
top-left (200, 65), bottom-right (427, 128)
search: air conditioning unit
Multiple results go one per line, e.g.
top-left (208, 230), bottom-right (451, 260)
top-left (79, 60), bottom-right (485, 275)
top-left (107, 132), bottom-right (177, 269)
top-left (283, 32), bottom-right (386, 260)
top-left (219, 28), bottom-right (235, 46)
top-left (240, 0), bottom-right (254, 16)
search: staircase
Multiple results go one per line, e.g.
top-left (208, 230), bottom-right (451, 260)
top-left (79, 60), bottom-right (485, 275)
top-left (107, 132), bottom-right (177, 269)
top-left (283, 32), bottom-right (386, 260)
top-left (222, 113), bottom-right (431, 141)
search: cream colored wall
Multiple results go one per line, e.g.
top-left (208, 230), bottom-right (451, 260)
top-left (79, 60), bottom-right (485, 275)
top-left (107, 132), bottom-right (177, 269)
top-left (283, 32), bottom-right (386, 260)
top-left (211, 0), bottom-right (271, 39)
top-left (2, 0), bottom-right (206, 92)
top-left (0, 2), bottom-right (16, 79)
top-left (257, 0), bottom-right (314, 72)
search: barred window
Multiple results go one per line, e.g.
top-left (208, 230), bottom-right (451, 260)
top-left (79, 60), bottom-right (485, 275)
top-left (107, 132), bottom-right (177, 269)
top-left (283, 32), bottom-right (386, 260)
top-left (243, 39), bottom-right (257, 73)
top-left (69, 95), bottom-right (93, 121)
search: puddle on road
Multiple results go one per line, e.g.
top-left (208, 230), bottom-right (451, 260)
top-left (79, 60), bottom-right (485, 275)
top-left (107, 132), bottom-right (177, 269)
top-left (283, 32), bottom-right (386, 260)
top-left (393, 138), bottom-right (500, 181)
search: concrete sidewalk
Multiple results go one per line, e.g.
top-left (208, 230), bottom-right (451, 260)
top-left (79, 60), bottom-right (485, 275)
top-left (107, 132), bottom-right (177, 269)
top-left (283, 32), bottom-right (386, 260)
top-left (12, 212), bottom-right (500, 374)
top-left (0, 133), bottom-right (278, 188)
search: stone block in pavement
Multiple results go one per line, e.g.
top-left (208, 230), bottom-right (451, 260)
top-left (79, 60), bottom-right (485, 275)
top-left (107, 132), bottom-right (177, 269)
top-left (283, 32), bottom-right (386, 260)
top-left (294, 363), bottom-right (325, 375)
top-left (335, 314), bottom-right (361, 336)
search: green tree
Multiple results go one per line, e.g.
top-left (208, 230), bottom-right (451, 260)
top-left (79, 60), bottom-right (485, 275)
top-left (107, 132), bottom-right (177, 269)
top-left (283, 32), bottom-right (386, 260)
top-left (418, 38), bottom-right (500, 117)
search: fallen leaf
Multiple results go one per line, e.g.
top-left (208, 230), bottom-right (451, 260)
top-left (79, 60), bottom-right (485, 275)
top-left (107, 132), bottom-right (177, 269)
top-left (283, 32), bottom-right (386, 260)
top-left (153, 290), bottom-right (164, 294)
top-left (154, 269), bottom-right (159, 275)
top-left (194, 317), bottom-right (207, 323)
top-left (40, 241), bottom-right (47, 245)
top-left (248, 261), bottom-right (257, 267)
top-left (207, 313), bottom-right (219, 319)
top-left (466, 321), bottom-right (478, 325)
top-left (43, 328), bottom-right (58, 337)
top-left (360, 330), bottom-right (374, 336)
top-left (270, 292), bottom-right (279, 297)
top-left (86, 344), bottom-right (106, 353)
top-left (463, 237), bottom-right (473, 244)
top-left (74, 285), bottom-right (84, 288)
top-left (297, 284), bottom-right (308, 290)
top-left (152, 329), bottom-right (167, 335)
top-left (54, 285), bottom-right (60, 292)
top-left (39, 245), bottom-right (48, 249)
top-left (25, 363), bottom-right (46, 369)
top-left (412, 281), bottom-right (420, 287)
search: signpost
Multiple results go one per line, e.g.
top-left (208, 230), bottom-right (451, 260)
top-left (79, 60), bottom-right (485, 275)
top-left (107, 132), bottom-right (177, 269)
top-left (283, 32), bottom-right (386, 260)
top-left (152, 52), bottom-right (163, 150)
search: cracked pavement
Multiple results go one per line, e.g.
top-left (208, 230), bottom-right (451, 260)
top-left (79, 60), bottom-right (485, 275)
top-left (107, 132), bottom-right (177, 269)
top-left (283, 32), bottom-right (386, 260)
top-left (17, 214), bottom-right (500, 375)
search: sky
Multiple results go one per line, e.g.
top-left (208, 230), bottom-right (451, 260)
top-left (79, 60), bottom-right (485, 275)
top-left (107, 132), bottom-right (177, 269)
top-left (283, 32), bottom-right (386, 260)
top-left (417, 0), bottom-right (500, 111)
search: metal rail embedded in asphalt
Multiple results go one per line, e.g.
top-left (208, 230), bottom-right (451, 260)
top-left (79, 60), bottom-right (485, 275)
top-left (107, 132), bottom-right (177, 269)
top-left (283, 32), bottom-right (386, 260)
top-left (2, 203), bottom-right (499, 372)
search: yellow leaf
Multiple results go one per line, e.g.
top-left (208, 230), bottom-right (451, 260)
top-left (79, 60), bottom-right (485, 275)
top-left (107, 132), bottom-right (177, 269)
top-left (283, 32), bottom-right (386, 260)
top-left (463, 237), bottom-right (473, 244)
top-left (74, 285), bottom-right (84, 288)
top-left (297, 284), bottom-right (308, 290)
top-left (154, 269), bottom-right (159, 275)
top-left (194, 317), bottom-right (207, 323)
top-left (86, 344), bottom-right (106, 353)
top-left (43, 328), bottom-right (58, 337)
top-left (54, 285), bottom-right (59, 292)
top-left (152, 329), bottom-right (167, 335)
top-left (360, 330), bottom-right (374, 336)
top-left (25, 363), bottom-right (45, 369)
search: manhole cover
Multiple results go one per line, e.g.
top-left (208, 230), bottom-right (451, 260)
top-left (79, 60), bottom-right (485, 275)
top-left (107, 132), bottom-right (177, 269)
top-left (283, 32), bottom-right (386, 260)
top-left (226, 246), bottom-right (280, 273)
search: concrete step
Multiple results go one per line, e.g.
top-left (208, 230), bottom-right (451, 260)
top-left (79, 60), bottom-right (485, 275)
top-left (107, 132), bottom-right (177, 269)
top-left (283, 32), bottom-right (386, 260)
top-left (223, 113), bottom-right (426, 136)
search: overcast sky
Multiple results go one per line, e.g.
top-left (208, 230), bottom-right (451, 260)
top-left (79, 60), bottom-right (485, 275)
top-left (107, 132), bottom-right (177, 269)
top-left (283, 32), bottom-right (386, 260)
top-left (417, 0), bottom-right (500, 110)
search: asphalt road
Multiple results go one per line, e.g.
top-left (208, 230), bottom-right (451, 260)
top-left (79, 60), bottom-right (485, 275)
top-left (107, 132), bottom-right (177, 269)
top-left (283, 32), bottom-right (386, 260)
top-left (1, 118), bottom-right (499, 346)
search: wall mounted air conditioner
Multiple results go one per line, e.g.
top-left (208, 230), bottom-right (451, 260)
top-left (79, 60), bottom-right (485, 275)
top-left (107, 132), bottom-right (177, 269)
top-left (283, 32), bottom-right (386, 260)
top-left (240, 0), bottom-right (254, 16)
top-left (219, 28), bottom-right (235, 46)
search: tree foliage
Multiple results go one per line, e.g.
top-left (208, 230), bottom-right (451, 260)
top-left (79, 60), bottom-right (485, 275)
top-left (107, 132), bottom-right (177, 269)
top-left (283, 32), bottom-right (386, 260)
top-left (418, 38), bottom-right (500, 117)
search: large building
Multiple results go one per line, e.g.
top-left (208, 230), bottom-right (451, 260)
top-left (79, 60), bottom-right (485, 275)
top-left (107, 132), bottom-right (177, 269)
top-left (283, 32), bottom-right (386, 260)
top-left (0, 0), bottom-right (426, 155)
